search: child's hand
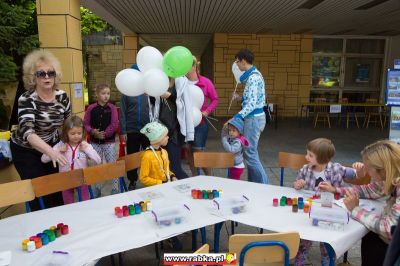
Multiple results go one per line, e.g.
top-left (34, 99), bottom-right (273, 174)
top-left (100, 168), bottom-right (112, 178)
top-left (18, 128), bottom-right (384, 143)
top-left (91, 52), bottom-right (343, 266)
top-left (80, 141), bottom-right (88, 151)
top-left (223, 119), bottom-right (231, 130)
top-left (352, 162), bottom-right (366, 178)
top-left (343, 189), bottom-right (359, 211)
top-left (171, 176), bottom-right (177, 181)
top-left (293, 179), bottom-right (306, 190)
top-left (58, 144), bottom-right (68, 153)
top-left (318, 181), bottom-right (336, 193)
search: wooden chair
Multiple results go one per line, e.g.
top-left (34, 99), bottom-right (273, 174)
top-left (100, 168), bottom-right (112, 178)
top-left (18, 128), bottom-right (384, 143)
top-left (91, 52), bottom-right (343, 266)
top-left (117, 151), bottom-right (143, 191)
top-left (83, 160), bottom-right (126, 199)
top-left (341, 98), bottom-right (359, 128)
top-left (0, 180), bottom-right (35, 213)
top-left (193, 152), bottom-right (235, 249)
top-left (31, 169), bottom-right (84, 209)
top-left (363, 98), bottom-right (384, 129)
top-left (278, 152), bottom-right (308, 187)
top-left (193, 152), bottom-right (235, 176)
top-left (313, 98), bottom-right (331, 128)
top-left (229, 231), bottom-right (300, 266)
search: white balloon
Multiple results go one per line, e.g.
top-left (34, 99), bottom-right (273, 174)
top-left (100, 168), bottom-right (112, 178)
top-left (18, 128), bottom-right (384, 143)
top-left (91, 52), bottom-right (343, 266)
top-left (143, 68), bottom-right (169, 97)
top-left (115, 69), bottom-right (145, 96)
top-left (137, 46), bottom-right (163, 73)
top-left (189, 85), bottom-right (204, 109)
top-left (192, 107), bottom-right (202, 127)
top-left (232, 62), bottom-right (244, 84)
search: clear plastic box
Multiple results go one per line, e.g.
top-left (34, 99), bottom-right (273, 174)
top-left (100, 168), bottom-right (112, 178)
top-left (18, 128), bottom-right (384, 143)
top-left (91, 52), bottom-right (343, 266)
top-left (151, 204), bottom-right (190, 227)
top-left (213, 195), bottom-right (249, 215)
top-left (309, 205), bottom-right (349, 231)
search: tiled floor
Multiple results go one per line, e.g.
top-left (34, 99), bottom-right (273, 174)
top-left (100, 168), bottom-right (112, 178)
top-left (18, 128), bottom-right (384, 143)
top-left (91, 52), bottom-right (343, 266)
top-left (96, 117), bottom-right (388, 266)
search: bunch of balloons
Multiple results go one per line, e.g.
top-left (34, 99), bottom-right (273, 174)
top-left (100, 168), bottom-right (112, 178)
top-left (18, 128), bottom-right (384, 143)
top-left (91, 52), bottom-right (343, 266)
top-left (115, 46), bottom-right (193, 97)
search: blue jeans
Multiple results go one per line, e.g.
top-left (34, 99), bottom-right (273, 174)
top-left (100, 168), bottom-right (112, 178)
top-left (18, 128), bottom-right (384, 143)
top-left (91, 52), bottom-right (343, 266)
top-left (243, 115), bottom-right (269, 184)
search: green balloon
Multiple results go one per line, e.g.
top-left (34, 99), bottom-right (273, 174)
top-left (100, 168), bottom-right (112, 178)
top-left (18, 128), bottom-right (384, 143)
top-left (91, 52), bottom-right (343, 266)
top-left (162, 46), bottom-right (193, 78)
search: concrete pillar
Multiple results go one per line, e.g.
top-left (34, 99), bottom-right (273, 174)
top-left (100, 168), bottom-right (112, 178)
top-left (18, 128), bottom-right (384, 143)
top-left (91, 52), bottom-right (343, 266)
top-left (123, 33), bottom-right (138, 68)
top-left (36, 0), bottom-right (85, 116)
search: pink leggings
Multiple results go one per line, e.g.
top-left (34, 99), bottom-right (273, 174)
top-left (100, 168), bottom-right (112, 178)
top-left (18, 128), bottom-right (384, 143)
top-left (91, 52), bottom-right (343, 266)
top-left (229, 167), bottom-right (244, 180)
top-left (62, 185), bottom-right (90, 204)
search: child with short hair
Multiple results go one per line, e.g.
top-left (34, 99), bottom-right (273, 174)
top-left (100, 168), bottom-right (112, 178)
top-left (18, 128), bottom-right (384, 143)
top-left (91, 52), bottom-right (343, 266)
top-left (84, 84), bottom-right (119, 195)
top-left (221, 118), bottom-right (249, 180)
top-left (293, 137), bottom-right (356, 266)
top-left (139, 121), bottom-right (177, 186)
top-left (41, 115), bottom-right (101, 204)
top-left (320, 140), bottom-right (400, 266)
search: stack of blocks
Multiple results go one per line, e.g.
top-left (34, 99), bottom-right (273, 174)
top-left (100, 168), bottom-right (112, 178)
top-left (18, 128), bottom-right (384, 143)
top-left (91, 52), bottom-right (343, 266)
top-left (114, 201), bottom-right (152, 218)
top-left (22, 223), bottom-right (69, 252)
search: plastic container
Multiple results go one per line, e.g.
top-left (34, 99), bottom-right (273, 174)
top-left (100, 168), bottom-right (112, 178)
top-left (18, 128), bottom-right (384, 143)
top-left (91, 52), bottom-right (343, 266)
top-left (213, 195), bottom-right (249, 215)
top-left (309, 205), bottom-right (349, 231)
top-left (151, 204), bottom-right (190, 227)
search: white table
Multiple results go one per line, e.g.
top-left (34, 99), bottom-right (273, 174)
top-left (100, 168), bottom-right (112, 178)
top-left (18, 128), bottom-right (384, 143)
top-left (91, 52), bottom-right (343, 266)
top-left (0, 176), bottom-right (381, 265)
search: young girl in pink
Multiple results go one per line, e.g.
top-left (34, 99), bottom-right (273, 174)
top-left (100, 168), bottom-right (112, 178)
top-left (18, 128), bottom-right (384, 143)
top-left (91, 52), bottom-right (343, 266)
top-left (42, 115), bottom-right (101, 204)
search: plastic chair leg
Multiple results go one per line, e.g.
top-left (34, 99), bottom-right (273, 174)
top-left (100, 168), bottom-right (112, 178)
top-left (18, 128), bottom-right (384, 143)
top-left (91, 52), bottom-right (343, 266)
top-left (77, 187), bottom-right (82, 202)
top-left (88, 186), bottom-right (95, 200)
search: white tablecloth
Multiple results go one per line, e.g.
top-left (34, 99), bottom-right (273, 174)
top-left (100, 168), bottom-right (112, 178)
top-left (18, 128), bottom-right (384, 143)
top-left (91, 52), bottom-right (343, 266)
top-left (0, 176), bottom-right (382, 265)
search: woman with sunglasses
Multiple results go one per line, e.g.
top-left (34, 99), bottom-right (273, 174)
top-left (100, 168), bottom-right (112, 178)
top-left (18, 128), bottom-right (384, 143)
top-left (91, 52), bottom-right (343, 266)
top-left (10, 49), bottom-right (71, 211)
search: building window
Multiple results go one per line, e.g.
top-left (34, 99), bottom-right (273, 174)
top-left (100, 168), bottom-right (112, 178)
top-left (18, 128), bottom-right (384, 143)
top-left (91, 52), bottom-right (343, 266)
top-left (312, 37), bottom-right (386, 102)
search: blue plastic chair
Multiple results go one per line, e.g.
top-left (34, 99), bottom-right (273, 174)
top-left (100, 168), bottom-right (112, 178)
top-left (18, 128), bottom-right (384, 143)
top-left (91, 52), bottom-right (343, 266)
top-left (229, 231), bottom-right (300, 266)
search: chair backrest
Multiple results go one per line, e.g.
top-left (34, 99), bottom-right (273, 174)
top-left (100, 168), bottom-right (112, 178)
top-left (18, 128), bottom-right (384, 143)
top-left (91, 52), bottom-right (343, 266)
top-left (83, 160), bottom-right (126, 185)
top-left (229, 231), bottom-right (300, 266)
top-left (118, 151), bottom-right (143, 171)
top-left (193, 152), bottom-right (235, 169)
top-left (194, 243), bottom-right (210, 254)
top-left (345, 173), bottom-right (371, 185)
top-left (31, 169), bottom-right (84, 197)
top-left (314, 97), bottom-right (328, 113)
top-left (0, 180), bottom-right (35, 208)
top-left (278, 152), bottom-right (307, 171)
top-left (278, 152), bottom-right (308, 186)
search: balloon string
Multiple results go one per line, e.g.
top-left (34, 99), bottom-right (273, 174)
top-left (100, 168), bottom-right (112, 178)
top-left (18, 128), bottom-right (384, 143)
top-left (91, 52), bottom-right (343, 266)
top-left (228, 83), bottom-right (239, 112)
top-left (162, 98), bottom-right (171, 111)
top-left (205, 116), bottom-right (218, 132)
top-left (206, 116), bottom-right (218, 122)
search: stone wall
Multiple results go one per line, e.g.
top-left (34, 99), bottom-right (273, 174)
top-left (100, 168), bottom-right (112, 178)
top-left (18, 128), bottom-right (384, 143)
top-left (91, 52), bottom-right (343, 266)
top-left (213, 33), bottom-right (312, 117)
top-left (86, 44), bottom-right (124, 103)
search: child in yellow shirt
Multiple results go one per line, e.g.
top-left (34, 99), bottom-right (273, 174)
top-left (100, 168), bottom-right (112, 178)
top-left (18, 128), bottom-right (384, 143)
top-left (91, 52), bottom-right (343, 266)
top-left (139, 122), bottom-right (177, 186)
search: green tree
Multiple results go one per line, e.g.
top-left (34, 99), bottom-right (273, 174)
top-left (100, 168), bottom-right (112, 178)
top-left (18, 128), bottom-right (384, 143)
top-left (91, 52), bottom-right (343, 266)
top-left (0, 0), bottom-right (39, 82)
top-left (80, 7), bottom-right (107, 36)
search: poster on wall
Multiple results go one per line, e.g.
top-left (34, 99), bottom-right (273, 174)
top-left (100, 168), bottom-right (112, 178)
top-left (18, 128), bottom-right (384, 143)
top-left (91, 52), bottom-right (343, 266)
top-left (389, 107), bottom-right (400, 144)
top-left (386, 70), bottom-right (400, 106)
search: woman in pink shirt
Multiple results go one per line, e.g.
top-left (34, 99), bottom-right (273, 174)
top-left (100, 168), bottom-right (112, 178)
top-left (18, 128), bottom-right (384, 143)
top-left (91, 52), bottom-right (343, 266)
top-left (186, 56), bottom-right (219, 175)
top-left (42, 115), bottom-right (101, 204)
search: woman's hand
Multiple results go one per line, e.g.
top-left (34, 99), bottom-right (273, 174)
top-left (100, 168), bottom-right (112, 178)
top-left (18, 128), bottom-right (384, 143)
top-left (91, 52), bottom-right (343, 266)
top-left (293, 179), bottom-right (306, 190)
top-left (343, 189), bottom-right (359, 211)
top-left (49, 150), bottom-right (68, 168)
top-left (201, 111), bottom-right (209, 117)
top-left (161, 92), bottom-right (171, 99)
top-left (232, 92), bottom-right (241, 102)
top-left (319, 181), bottom-right (336, 193)
top-left (352, 162), bottom-right (366, 178)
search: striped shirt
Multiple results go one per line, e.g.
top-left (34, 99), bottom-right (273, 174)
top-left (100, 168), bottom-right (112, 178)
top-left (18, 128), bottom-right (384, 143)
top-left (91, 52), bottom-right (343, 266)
top-left (296, 162), bottom-right (354, 191)
top-left (11, 89), bottom-right (71, 148)
top-left (337, 182), bottom-right (400, 243)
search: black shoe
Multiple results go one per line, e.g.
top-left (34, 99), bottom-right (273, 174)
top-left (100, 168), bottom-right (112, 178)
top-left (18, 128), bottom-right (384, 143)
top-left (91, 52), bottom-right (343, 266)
top-left (128, 181), bottom-right (136, 191)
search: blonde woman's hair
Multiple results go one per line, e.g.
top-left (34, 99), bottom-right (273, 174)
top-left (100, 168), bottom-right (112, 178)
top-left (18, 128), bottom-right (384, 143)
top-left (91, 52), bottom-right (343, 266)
top-left (22, 49), bottom-right (62, 91)
top-left (361, 140), bottom-right (400, 194)
top-left (192, 55), bottom-right (200, 73)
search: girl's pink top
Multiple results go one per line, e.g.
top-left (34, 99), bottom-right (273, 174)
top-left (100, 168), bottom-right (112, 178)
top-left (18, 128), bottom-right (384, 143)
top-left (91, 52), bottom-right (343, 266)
top-left (41, 141), bottom-right (101, 172)
top-left (195, 75), bottom-right (219, 114)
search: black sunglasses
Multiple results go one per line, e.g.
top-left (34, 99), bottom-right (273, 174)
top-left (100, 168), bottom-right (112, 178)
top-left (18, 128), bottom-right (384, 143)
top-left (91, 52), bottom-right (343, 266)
top-left (35, 70), bottom-right (56, 78)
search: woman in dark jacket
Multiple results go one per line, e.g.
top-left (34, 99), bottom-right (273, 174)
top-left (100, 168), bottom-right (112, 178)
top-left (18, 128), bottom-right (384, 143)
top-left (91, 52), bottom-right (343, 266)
top-left (157, 78), bottom-right (188, 179)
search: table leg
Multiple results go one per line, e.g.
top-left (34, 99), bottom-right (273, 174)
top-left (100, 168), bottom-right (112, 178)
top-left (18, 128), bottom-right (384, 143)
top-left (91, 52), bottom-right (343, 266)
top-left (323, 242), bottom-right (336, 266)
top-left (214, 222), bottom-right (224, 252)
